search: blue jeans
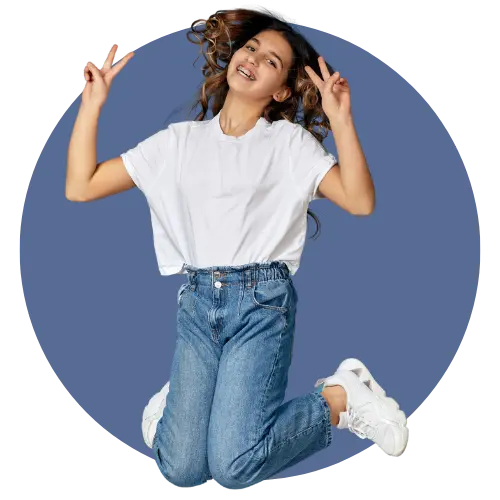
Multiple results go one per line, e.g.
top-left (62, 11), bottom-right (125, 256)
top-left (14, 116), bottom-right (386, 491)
top-left (152, 261), bottom-right (332, 489)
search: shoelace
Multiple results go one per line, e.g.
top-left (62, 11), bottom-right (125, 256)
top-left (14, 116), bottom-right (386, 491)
top-left (315, 379), bottom-right (377, 440)
top-left (346, 405), bottom-right (377, 440)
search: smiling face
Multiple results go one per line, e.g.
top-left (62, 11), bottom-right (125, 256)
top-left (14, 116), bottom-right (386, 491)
top-left (227, 29), bottom-right (294, 104)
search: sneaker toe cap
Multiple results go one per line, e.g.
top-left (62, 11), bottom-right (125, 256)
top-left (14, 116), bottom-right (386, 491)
top-left (377, 419), bottom-right (409, 456)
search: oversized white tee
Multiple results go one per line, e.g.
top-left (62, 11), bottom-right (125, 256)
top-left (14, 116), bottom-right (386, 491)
top-left (120, 110), bottom-right (338, 276)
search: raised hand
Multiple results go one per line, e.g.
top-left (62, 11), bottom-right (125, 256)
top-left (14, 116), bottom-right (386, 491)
top-left (305, 56), bottom-right (351, 124)
top-left (82, 44), bottom-right (134, 110)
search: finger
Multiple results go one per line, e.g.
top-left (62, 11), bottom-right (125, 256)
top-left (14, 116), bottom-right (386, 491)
top-left (317, 56), bottom-right (330, 82)
top-left (103, 44), bottom-right (118, 69)
top-left (83, 65), bottom-right (90, 80)
top-left (108, 51), bottom-right (135, 79)
top-left (335, 79), bottom-right (349, 94)
top-left (86, 61), bottom-right (104, 84)
top-left (328, 71), bottom-right (341, 89)
top-left (304, 65), bottom-right (323, 90)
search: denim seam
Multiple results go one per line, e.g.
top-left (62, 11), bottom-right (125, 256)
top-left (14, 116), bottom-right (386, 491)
top-left (256, 311), bottom-right (287, 442)
top-left (315, 391), bottom-right (333, 448)
top-left (270, 393), bottom-right (332, 452)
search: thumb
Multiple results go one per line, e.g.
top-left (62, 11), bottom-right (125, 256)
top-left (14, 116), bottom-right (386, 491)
top-left (87, 62), bottom-right (104, 84)
top-left (328, 71), bottom-right (340, 88)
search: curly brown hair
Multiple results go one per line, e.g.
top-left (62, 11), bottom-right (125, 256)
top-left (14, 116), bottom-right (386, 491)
top-left (185, 7), bottom-right (338, 239)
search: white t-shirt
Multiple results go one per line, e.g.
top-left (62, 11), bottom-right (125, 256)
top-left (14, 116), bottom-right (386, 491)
top-left (120, 110), bottom-right (337, 276)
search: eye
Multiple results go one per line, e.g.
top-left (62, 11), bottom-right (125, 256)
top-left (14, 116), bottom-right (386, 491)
top-left (245, 45), bottom-right (278, 68)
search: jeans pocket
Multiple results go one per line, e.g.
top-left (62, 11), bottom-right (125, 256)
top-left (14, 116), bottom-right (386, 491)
top-left (251, 278), bottom-right (292, 313)
top-left (177, 283), bottom-right (190, 306)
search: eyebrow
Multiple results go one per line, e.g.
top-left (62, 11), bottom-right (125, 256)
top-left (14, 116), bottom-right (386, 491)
top-left (250, 37), bottom-right (284, 68)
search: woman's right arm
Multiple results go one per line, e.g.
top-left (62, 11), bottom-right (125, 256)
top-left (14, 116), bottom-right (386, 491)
top-left (65, 102), bottom-right (135, 202)
top-left (65, 45), bottom-right (135, 202)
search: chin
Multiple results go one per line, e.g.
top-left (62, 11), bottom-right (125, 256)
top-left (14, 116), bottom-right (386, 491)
top-left (228, 75), bottom-right (256, 93)
top-left (227, 75), bottom-right (248, 93)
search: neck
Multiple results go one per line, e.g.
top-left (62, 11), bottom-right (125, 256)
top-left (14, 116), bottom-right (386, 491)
top-left (219, 90), bottom-right (268, 135)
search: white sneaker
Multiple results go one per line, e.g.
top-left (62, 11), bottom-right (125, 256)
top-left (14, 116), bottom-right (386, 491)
top-left (336, 358), bottom-right (387, 397)
top-left (315, 358), bottom-right (409, 456)
top-left (142, 380), bottom-right (170, 449)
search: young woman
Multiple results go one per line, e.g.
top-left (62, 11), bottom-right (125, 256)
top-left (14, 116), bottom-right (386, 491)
top-left (66, 7), bottom-right (408, 490)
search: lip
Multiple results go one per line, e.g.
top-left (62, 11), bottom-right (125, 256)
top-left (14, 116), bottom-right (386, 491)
top-left (236, 63), bottom-right (256, 80)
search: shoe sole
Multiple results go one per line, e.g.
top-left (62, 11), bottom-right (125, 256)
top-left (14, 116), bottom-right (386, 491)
top-left (142, 381), bottom-right (170, 449)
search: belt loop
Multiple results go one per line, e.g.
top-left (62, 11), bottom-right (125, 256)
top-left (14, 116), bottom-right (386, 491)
top-left (188, 270), bottom-right (196, 289)
top-left (245, 268), bottom-right (251, 288)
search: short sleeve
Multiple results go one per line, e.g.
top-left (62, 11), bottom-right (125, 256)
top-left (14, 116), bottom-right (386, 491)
top-left (288, 124), bottom-right (338, 202)
top-left (120, 125), bottom-right (175, 194)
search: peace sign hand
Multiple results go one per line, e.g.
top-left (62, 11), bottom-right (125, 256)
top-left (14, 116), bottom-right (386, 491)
top-left (82, 44), bottom-right (135, 110)
top-left (305, 56), bottom-right (351, 124)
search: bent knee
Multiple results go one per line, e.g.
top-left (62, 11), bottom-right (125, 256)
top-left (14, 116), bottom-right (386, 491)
top-left (163, 463), bottom-right (210, 488)
top-left (211, 459), bottom-right (261, 490)
top-left (154, 446), bottom-right (210, 488)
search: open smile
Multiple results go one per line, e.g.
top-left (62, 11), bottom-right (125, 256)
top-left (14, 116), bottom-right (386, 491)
top-left (236, 65), bottom-right (256, 81)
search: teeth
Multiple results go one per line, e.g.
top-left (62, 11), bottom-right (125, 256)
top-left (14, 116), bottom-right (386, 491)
top-left (237, 66), bottom-right (254, 80)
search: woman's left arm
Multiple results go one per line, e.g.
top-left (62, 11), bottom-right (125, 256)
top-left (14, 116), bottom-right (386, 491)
top-left (305, 56), bottom-right (375, 215)
top-left (328, 114), bottom-right (375, 215)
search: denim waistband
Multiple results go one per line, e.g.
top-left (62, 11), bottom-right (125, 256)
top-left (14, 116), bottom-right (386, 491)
top-left (183, 261), bottom-right (290, 288)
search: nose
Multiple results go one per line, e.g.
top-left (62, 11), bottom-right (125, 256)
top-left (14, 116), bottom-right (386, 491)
top-left (246, 54), bottom-right (258, 67)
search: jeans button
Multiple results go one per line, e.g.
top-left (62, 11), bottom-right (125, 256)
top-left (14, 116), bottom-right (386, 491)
top-left (214, 281), bottom-right (222, 288)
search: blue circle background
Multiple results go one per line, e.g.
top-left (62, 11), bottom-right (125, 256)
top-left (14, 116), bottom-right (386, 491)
top-left (20, 26), bottom-right (479, 479)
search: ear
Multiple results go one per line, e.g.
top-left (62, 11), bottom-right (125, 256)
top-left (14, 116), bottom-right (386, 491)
top-left (273, 86), bottom-right (291, 103)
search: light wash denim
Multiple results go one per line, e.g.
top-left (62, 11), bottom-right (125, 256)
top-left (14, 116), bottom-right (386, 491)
top-left (152, 261), bottom-right (332, 489)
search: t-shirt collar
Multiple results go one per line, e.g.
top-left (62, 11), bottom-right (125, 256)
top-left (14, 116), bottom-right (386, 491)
top-left (210, 110), bottom-right (267, 142)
